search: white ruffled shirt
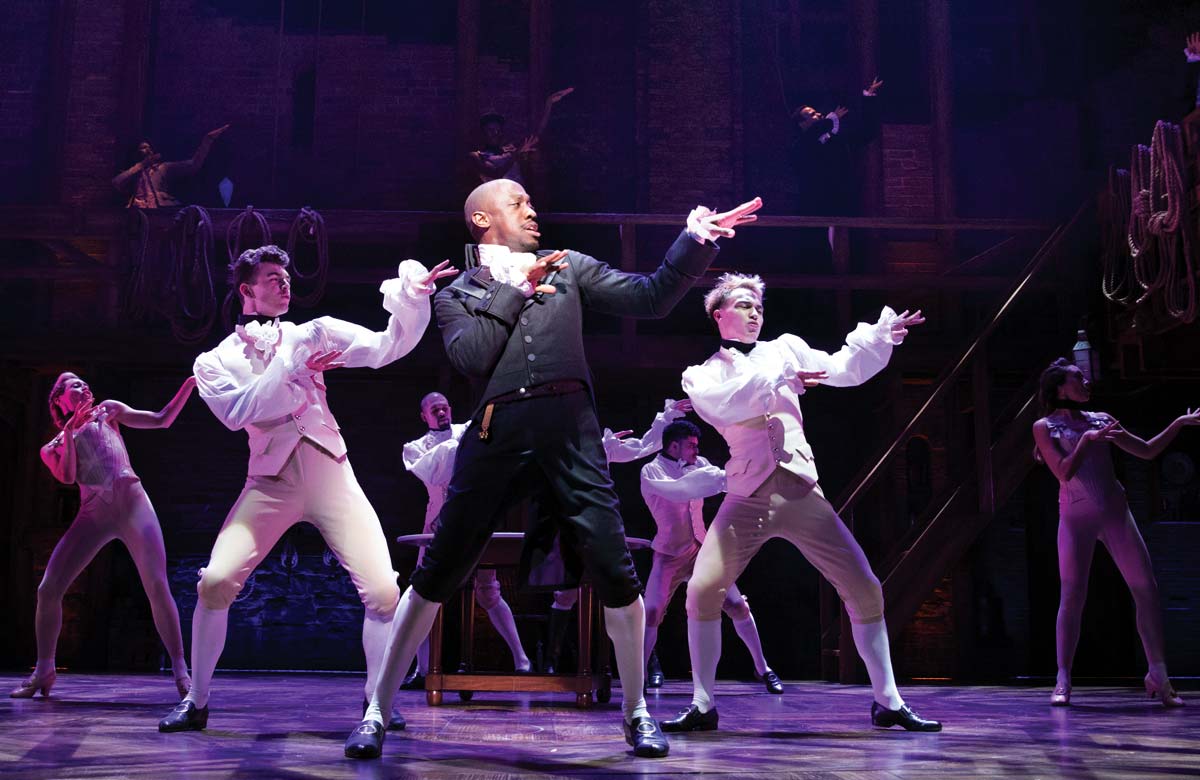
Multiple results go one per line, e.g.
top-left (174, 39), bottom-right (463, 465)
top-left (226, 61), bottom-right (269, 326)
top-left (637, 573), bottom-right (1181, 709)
top-left (195, 260), bottom-right (435, 477)
top-left (640, 453), bottom-right (726, 555)
top-left (601, 398), bottom-right (687, 464)
top-left (682, 307), bottom-right (903, 496)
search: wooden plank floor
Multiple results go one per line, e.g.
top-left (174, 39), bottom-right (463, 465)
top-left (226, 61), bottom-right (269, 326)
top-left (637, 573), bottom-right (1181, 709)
top-left (1, 673), bottom-right (1197, 779)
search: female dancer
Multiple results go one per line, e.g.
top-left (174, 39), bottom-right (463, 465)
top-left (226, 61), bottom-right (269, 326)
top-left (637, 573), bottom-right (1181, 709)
top-left (11, 372), bottom-right (196, 699)
top-left (1032, 358), bottom-right (1198, 707)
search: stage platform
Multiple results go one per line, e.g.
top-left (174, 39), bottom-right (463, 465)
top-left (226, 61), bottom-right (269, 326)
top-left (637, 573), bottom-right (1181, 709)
top-left (1, 673), bottom-right (1196, 779)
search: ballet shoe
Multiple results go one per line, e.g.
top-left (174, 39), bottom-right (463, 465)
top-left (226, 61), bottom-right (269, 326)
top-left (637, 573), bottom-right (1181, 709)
top-left (174, 672), bottom-right (192, 699)
top-left (1144, 673), bottom-right (1184, 708)
top-left (9, 669), bottom-right (56, 699)
top-left (1050, 683), bottom-right (1071, 706)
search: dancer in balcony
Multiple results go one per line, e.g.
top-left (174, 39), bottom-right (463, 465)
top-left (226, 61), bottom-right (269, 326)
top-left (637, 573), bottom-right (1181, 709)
top-left (1032, 357), bottom-right (1199, 707)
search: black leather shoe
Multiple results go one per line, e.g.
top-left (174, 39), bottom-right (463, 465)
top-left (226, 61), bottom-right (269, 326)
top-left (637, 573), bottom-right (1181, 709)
top-left (646, 671), bottom-right (664, 689)
top-left (362, 699), bottom-right (406, 731)
top-left (399, 670), bottom-right (425, 691)
top-left (871, 701), bottom-right (942, 732)
top-left (760, 669), bottom-right (784, 695)
top-left (158, 700), bottom-right (208, 732)
top-left (661, 704), bottom-right (719, 732)
top-left (623, 715), bottom-right (669, 757)
top-left (344, 718), bottom-right (386, 759)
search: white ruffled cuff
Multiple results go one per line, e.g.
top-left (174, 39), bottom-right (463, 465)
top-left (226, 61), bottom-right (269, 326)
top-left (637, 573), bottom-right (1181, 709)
top-left (874, 305), bottom-right (903, 345)
top-left (686, 207), bottom-right (720, 245)
top-left (1186, 48), bottom-right (1200, 64)
top-left (380, 259), bottom-right (433, 313)
top-left (662, 398), bottom-right (685, 420)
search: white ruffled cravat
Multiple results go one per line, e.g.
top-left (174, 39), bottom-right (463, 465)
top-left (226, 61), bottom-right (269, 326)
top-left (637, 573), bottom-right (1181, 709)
top-left (477, 244), bottom-right (536, 296)
top-left (241, 319), bottom-right (281, 356)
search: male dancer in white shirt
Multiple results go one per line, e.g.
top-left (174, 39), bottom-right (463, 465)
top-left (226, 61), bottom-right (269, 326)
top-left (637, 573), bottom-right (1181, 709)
top-left (400, 391), bottom-right (531, 689)
top-left (640, 419), bottom-right (783, 696)
top-left (663, 272), bottom-right (941, 733)
top-left (158, 245), bottom-right (455, 732)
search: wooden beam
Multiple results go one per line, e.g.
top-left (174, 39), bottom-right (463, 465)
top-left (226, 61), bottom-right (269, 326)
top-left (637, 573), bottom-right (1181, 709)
top-left (0, 206), bottom-right (1055, 242)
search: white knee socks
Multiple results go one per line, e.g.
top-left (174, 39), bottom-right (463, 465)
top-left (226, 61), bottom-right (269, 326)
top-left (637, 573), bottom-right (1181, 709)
top-left (486, 601), bottom-right (531, 672)
top-left (184, 605), bottom-right (229, 709)
top-left (851, 619), bottom-right (903, 710)
top-left (361, 612), bottom-right (393, 700)
top-left (603, 596), bottom-right (650, 723)
top-left (732, 613), bottom-right (769, 677)
top-left (364, 587), bottom-right (441, 725)
top-left (687, 618), bottom-right (722, 713)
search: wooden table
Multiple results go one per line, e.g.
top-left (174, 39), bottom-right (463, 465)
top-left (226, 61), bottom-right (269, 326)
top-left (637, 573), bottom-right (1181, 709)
top-left (397, 532), bottom-right (650, 708)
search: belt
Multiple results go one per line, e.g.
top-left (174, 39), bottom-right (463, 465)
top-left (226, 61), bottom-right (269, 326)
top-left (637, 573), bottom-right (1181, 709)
top-left (478, 379), bottom-right (588, 440)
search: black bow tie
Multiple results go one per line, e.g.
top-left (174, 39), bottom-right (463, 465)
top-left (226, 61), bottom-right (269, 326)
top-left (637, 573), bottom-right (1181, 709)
top-left (237, 314), bottom-right (280, 327)
top-left (721, 339), bottom-right (755, 355)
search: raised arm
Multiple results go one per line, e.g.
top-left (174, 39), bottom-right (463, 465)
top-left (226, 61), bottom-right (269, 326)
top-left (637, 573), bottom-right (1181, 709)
top-left (640, 459), bottom-right (726, 503)
top-left (40, 400), bottom-right (95, 484)
top-left (1109, 408), bottom-right (1200, 460)
top-left (779, 307), bottom-right (922, 388)
top-left (103, 377), bottom-right (197, 430)
top-left (112, 156), bottom-right (157, 191)
top-left (313, 260), bottom-right (447, 371)
top-left (574, 199), bottom-right (761, 318)
top-left (603, 398), bottom-right (691, 463)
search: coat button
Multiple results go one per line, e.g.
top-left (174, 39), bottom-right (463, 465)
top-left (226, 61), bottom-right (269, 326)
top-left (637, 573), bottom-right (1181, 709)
top-left (519, 387), bottom-right (527, 394)
top-left (520, 317), bottom-right (529, 326)
top-left (524, 335), bottom-right (532, 343)
top-left (527, 354), bottom-right (536, 362)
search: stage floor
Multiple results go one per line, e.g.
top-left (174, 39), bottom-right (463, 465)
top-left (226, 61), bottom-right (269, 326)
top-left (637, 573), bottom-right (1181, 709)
top-left (1, 673), bottom-right (1196, 779)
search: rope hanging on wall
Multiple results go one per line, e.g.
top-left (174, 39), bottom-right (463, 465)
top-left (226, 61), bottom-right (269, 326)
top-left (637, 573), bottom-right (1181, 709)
top-left (166, 205), bottom-right (217, 344)
top-left (1101, 166), bottom-right (1136, 305)
top-left (122, 209), bottom-right (154, 320)
top-left (284, 206), bottom-right (330, 307)
top-left (223, 205), bottom-right (274, 330)
top-left (1123, 121), bottom-right (1197, 325)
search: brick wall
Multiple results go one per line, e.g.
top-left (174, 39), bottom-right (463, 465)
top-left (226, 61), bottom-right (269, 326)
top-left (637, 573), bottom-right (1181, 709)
top-left (639, 0), bottom-right (737, 212)
top-left (0, 1), bottom-right (53, 204)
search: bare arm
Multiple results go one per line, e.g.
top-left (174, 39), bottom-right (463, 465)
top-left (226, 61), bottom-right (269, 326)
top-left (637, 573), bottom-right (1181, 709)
top-left (1032, 418), bottom-right (1117, 482)
top-left (105, 377), bottom-right (197, 430)
top-left (533, 87), bottom-right (575, 139)
top-left (1109, 408), bottom-right (1200, 460)
top-left (40, 400), bottom-right (95, 484)
top-left (112, 156), bottom-right (157, 191)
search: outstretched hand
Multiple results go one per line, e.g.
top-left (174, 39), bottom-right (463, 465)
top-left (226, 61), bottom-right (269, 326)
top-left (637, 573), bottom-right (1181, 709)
top-left (523, 249), bottom-right (569, 294)
top-left (546, 87), bottom-right (575, 105)
top-left (1081, 420), bottom-right (1122, 444)
top-left (786, 369), bottom-right (828, 393)
top-left (864, 76), bottom-right (884, 96)
top-left (65, 400), bottom-right (97, 431)
top-left (306, 350), bottom-right (345, 373)
top-left (1177, 407), bottom-right (1200, 426)
top-left (1186, 32), bottom-right (1200, 60)
top-left (691, 197), bottom-right (763, 240)
top-left (669, 398), bottom-right (694, 415)
top-left (610, 429), bottom-right (634, 440)
top-left (207, 123), bottom-right (231, 140)
top-left (419, 259), bottom-right (459, 289)
top-left (891, 309), bottom-right (925, 340)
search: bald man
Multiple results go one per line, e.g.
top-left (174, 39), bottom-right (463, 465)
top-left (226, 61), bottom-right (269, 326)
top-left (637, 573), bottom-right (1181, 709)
top-left (345, 178), bottom-right (761, 760)
top-left (400, 391), bottom-right (530, 688)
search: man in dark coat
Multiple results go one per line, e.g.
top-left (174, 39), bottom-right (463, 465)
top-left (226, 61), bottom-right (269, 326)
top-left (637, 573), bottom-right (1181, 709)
top-left (344, 178), bottom-right (760, 760)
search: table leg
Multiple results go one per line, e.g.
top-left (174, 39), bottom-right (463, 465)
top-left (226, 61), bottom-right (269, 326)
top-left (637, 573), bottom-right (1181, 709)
top-left (427, 602), bottom-right (443, 707)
